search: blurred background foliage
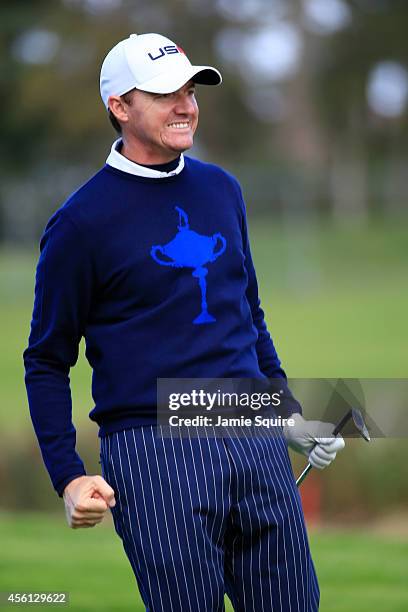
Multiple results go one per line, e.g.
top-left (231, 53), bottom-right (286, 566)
top-left (1, 0), bottom-right (408, 241)
top-left (0, 0), bottom-right (407, 537)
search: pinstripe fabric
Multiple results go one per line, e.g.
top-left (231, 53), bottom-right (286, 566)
top-left (100, 426), bottom-right (319, 612)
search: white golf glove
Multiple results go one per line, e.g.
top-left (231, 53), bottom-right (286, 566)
top-left (283, 413), bottom-right (345, 469)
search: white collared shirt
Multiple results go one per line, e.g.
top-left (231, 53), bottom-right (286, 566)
top-left (106, 138), bottom-right (185, 178)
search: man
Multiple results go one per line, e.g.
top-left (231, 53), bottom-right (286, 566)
top-left (24, 33), bottom-right (345, 611)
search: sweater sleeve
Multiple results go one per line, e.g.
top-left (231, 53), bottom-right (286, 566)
top-left (23, 209), bottom-right (94, 496)
top-left (237, 186), bottom-right (303, 416)
top-left (238, 198), bottom-right (285, 379)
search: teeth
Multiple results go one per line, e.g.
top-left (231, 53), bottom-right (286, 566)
top-left (168, 122), bottom-right (189, 129)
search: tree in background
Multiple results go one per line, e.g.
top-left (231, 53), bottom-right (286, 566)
top-left (1, 0), bottom-right (407, 242)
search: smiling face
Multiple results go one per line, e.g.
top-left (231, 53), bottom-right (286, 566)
top-left (108, 81), bottom-right (199, 164)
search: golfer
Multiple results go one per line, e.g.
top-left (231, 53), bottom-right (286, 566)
top-left (24, 33), bottom-right (345, 611)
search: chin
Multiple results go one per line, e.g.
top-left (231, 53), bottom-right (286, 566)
top-left (163, 132), bottom-right (194, 150)
top-left (168, 139), bottom-right (194, 152)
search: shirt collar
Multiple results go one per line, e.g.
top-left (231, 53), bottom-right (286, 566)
top-left (106, 138), bottom-right (185, 179)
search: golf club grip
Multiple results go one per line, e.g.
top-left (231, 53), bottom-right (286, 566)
top-left (331, 411), bottom-right (352, 437)
top-left (296, 462), bottom-right (312, 487)
top-left (296, 410), bottom-right (352, 487)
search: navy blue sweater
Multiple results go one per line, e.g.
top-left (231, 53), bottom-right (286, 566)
top-left (24, 154), bottom-right (291, 496)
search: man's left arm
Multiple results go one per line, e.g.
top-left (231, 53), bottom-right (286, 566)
top-left (240, 208), bottom-right (287, 381)
top-left (239, 198), bottom-right (303, 418)
top-left (238, 187), bottom-right (345, 467)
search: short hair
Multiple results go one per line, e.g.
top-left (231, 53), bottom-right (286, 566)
top-left (107, 89), bottom-right (137, 134)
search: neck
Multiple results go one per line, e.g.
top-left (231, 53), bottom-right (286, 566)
top-left (120, 137), bottom-right (181, 166)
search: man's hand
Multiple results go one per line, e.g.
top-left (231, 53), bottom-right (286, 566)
top-left (63, 475), bottom-right (116, 529)
top-left (283, 413), bottom-right (345, 469)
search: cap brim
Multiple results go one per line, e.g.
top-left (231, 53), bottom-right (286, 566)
top-left (191, 66), bottom-right (222, 86)
top-left (137, 65), bottom-right (222, 94)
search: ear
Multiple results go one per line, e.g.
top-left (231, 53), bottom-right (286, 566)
top-left (108, 95), bottom-right (129, 124)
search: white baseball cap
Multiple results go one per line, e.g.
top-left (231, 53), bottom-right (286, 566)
top-left (100, 33), bottom-right (222, 109)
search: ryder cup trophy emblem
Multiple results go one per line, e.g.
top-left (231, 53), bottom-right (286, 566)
top-left (150, 206), bottom-right (226, 324)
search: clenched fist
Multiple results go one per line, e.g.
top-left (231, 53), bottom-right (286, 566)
top-left (63, 475), bottom-right (116, 529)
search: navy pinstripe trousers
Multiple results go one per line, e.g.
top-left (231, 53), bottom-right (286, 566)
top-left (100, 426), bottom-right (320, 611)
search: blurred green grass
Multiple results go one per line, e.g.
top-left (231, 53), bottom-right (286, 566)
top-left (1, 218), bottom-right (407, 434)
top-left (0, 512), bottom-right (407, 611)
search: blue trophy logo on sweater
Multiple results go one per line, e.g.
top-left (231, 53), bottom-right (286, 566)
top-left (150, 207), bottom-right (226, 324)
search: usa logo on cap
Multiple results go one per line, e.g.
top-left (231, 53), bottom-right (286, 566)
top-left (148, 44), bottom-right (187, 62)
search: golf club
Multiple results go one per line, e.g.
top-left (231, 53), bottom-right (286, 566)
top-left (296, 407), bottom-right (370, 487)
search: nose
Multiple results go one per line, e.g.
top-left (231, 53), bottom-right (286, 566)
top-left (174, 91), bottom-right (197, 116)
